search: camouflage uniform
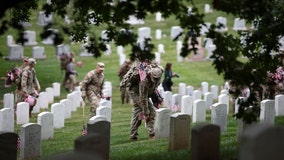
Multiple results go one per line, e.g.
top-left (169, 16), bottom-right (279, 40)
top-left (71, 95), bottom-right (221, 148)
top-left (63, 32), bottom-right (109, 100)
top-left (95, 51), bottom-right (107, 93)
top-left (120, 61), bottom-right (163, 140)
top-left (18, 58), bottom-right (39, 116)
top-left (65, 58), bottom-right (77, 92)
top-left (118, 59), bottom-right (132, 104)
top-left (80, 62), bottom-right (105, 118)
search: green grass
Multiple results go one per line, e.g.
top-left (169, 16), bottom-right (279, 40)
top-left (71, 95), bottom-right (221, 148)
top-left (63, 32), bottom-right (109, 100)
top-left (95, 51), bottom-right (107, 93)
top-left (1, 0), bottom-right (284, 160)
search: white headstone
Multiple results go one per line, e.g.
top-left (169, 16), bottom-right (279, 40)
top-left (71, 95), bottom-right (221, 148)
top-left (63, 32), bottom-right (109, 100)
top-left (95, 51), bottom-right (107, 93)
top-left (60, 99), bottom-right (72, 119)
top-left (204, 92), bottom-right (214, 110)
top-left (192, 99), bottom-right (206, 123)
top-left (0, 108), bottom-right (14, 132)
top-left (216, 16), bottom-right (228, 32)
top-left (154, 108), bottom-right (172, 139)
top-left (211, 103), bottom-right (227, 133)
top-left (138, 27), bottom-right (151, 39)
top-left (7, 44), bottom-right (24, 60)
top-left (201, 82), bottom-right (209, 95)
top-left (275, 94), bottom-right (284, 116)
top-left (210, 85), bottom-right (219, 99)
top-left (155, 29), bottom-right (162, 40)
top-left (171, 94), bottom-right (182, 112)
top-left (181, 95), bottom-right (193, 115)
top-left (155, 52), bottom-right (161, 64)
top-left (52, 82), bottom-right (61, 97)
top-left (7, 35), bottom-right (14, 46)
top-left (163, 91), bottom-right (172, 109)
top-left (119, 53), bottom-right (126, 66)
top-left (186, 86), bottom-right (194, 96)
top-left (204, 4), bottom-right (212, 13)
top-left (155, 12), bottom-right (164, 22)
top-left (51, 103), bottom-right (65, 128)
top-left (67, 93), bottom-right (77, 112)
top-left (23, 30), bottom-right (38, 46)
top-left (158, 44), bottom-right (165, 54)
top-left (233, 18), bottom-right (247, 31)
top-left (218, 94), bottom-right (230, 114)
top-left (170, 26), bottom-right (183, 40)
top-left (193, 90), bottom-right (202, 101)
top-left (16, 102), bottom-right (29, 125)
top-left (260, 100), bottom-right (275, 125)
top-left (178, 83), bottom-right (187, 96)
top-left (39, 92), bottom-right (48, 109)
top-left (3, 93), bottom-right (14, 109)
top-left (96, 106), bottom-right (111, 122)
top-left (32, 46), bottom-right (46, 59)
top-left (37, 112), bottom-right (54, 140)
top-left (56, 44), bottom-right (70, 56)
top-left (45, 87), bottom-right (54, 104)
top-left (89, 115), bottom-right (108, 124)
top-left (37, 11), bottom-right (53, 26)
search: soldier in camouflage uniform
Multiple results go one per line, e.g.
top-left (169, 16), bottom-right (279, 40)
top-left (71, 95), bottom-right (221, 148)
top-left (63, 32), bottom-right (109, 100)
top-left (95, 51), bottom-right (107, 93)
top-left (80, 62), bottom-right (105, 118)
top-left (120, 60), bottom-right (163, 140)
top-left (18, 58), bottom-right (40, 117)
top-left (117, 59), bottom-right (132, 104)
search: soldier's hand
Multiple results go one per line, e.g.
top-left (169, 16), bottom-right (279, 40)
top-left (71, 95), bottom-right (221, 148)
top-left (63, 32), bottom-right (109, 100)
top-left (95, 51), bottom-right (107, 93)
top-left (81, 91), bottom-right (86, 98)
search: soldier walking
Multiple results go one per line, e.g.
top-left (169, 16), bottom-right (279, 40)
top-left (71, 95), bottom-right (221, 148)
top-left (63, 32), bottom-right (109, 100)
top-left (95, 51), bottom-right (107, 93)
top-left (80, 62), bottom-right (105, 118)
top-left (117, 59), bottom-right (132, 104)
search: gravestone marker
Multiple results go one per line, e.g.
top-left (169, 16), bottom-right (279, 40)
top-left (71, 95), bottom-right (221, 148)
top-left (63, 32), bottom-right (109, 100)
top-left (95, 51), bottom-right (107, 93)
top-left (96, 106), bottom-right (111, 122)
top-left (191, 123), bottom-right (220, 160)
top-left (260, 100), bottom-right (275, 125)
top-left (275, 94), bottom-right (284, 116)
top-left (168, 113), bottom-right (191, 151)
top-left (211, 103), bottom-right (227, 133)
top-left (16, 102), bottom-right (29, 125)
top-left (239, 124), bottom-right (284, 160)
top-left (3, 93), bottom-right (14, 109)
top-left (60, 99), bottom-right (72, 119)
top-left (20, 123), bottom-right (41, 160)
top-left (51, 103), bottom-right (65, 129)
top-left (0, 132), bottom-right (18, 160)
top-left (192, 99), bottom-right (206, 123)
top-left (0, 108), bottom-right (14, 132)
top-left (87, 119), bottom-right (110, 160)
top-left (37, 112), bottom-right (54, 140)
top-left (154, 108), bottom-right (172, 139)
top-left (181, 95), bottom-right (193, 115)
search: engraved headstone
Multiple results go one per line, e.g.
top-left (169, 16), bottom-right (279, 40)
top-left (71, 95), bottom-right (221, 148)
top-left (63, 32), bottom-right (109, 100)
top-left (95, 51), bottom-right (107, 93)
top-left (168, 113), bottom-right (191, 151)
top-left (38, 112), bottom-right (54, 140)
top-left (154, 108), bottom-right (172, 139)
top-left (20, 123), bottom-right (41, 160)
top-left (211, 103), bottom-right (227, 132)
top-left (0, 108), bottom-right (14, 132)
top-left (51, 103), bottom-right (65, 129)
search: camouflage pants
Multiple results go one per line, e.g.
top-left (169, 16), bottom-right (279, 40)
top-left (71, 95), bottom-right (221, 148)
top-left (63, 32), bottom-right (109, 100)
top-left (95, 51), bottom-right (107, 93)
top-left (129, 92), bottom-right (155, 139)
top-left (120, 87), bottom-right (130, 104)
top-left (86, 91), bottom-right (100, 118)
top-left (65, 74), bottom-right (77, 92)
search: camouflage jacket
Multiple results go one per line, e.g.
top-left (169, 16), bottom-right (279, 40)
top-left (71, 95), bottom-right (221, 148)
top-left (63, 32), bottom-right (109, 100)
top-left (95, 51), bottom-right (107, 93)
top-left (118, 62), bottom-right (132, 81)
top-left (21, 66), bottom-right (38, 95)
top-left (80, 70), bottom-right (104, 97)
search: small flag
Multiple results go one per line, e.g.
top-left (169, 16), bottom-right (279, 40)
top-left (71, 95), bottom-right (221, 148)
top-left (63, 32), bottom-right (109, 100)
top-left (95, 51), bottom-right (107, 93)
top-left (138, 62), bottom-right (147, 81)
top-left (82, 125), bottom-right (87, 136)
top-left (17, 135), bottom-right (21, 150)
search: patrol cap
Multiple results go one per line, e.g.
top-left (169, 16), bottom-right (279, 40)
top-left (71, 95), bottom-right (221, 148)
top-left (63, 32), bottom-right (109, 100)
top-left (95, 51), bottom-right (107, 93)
top-left (28, 58), bottom-right (36, 65)
top-left (97, 62), bottom-right (105, 70)
top-left (151, 67), bottom-right (163, 78)
top-left (23, 57), bottom-right (29, 62)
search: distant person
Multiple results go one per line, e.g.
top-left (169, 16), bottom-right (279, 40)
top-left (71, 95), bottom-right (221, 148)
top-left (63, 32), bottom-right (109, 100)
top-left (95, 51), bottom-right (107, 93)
top-left (120, 57), bottom-right (163, 141)
top-left (65, 56), bottom-right (77, 92)
top-left (80, 62), bottom-right (105, 118)
top-left (19, 58), bottom-right (40, 117)
top-left (60, 53), bottom-right (74, 88)
top-left (117, 59), bottom-right (132, 104)
top-left (162, 62), bottom-right (179, 91)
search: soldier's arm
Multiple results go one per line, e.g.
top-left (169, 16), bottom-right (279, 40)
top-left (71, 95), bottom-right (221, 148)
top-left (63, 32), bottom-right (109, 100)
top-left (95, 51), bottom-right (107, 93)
top-left (21, 71), bottom-right (28, 95)
top-left (80, 71), bottom-right (93, 97)
top-left (139, 80), bottom-right (149, 116)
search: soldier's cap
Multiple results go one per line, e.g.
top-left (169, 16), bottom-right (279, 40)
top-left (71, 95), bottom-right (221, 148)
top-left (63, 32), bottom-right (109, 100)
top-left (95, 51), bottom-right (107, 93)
top-left (151, 67), bottom-right (163, 78)
top-left (28, 58), bottom-right (36, 65)
top-left (97, 62), bottom-right (105, 70)
top-left (23, 57), bottom-right (29, 62)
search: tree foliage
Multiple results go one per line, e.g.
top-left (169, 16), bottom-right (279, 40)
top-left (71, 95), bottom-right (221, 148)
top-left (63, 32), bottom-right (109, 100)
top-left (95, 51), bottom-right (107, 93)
top-left (1, 0), bottom-right (284, 123)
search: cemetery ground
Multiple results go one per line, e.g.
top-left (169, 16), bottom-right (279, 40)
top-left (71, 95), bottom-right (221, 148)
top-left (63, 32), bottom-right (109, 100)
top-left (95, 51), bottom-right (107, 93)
top-left (1, 0), bottom-right (284, 159)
